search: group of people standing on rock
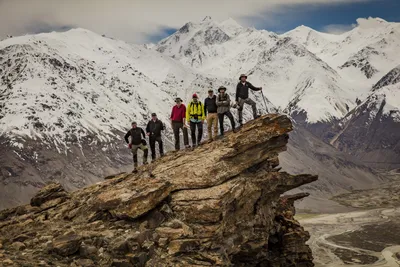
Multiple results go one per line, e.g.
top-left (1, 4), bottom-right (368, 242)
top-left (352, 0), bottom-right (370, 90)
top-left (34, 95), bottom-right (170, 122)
top-left (124, 74), bottom-right (263, 172)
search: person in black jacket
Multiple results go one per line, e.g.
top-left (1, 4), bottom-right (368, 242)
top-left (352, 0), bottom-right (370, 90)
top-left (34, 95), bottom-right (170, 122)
top-left (204, 89), bottom-right (218, 140)
top-left (124, 122), bottom-right (148, 173)
top-left (236, 74), bottom-right (262, 126)
top-left (146, 113), bottom-right (165, 161)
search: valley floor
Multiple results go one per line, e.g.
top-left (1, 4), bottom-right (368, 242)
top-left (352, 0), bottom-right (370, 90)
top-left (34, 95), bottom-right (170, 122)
top-left (299, 208), bottom-right (400, 267)
top-left (298, 172), bottom-right (400, 267)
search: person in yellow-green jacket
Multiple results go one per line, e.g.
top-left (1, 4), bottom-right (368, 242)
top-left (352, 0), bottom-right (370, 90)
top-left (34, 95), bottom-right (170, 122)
top-left (186, 93), bottom-right (205, 147)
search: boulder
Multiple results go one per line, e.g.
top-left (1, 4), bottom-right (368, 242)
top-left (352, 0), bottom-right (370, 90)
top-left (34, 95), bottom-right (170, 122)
top-left (30, 183), bottom-right (69, 207)
top-left (52, 233), bottom-right (82, 256)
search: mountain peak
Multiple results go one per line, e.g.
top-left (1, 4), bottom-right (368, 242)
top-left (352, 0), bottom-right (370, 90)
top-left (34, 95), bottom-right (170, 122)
top-left (202, 16), bottom-right (212, 22)
top-left (356, 17), bottom-right (388, 29)
top-left (218, 17), bottom-right (244, 36)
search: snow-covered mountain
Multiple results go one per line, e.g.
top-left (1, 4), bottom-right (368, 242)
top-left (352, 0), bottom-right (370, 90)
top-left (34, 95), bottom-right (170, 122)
top-left (155, 18), bottom-right (362, 125)
top-left (155, 17), bottom-right (400, 167)
top-left (285, 18), bottom-right (400, 91)
top-left (328, 65), bottom-right (400, 169)
top-left (1, 17), bottom-right (398, 209)
top-left (0, 28), bottom-right (270, 209)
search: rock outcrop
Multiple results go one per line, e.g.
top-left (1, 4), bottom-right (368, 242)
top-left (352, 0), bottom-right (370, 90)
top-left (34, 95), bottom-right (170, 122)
top-left (0, 114), bottom-right (317, 266)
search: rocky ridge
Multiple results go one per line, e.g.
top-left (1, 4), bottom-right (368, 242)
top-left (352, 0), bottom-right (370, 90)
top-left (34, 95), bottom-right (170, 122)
top-left (0, 115), bottom-right (317, 266)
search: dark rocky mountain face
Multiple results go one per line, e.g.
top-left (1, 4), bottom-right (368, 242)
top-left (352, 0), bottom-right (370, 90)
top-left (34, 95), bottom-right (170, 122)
top-left (329, 99), bottom-right (400, 170)
top-left (0, 115), bottom-right (317, 267)
top-left (339, 47), bottom-right (380, 79)
top-left (325, 65), bottom-right (400, 170)
top-left (373, 64), bottom-right (400, 90)
top-left (0, 134), bottom-right (132, 210)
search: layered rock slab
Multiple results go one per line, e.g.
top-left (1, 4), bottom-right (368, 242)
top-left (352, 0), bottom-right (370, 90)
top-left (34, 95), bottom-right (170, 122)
top-left (0, 114), bottom-right (317, 266)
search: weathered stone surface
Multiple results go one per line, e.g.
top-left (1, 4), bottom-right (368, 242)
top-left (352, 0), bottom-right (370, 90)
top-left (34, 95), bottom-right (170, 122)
top-left (12, 241), bottom-right (26, 251)
top-left (111, 259), bottom-right (134, 267)
top-left (79, 244), bottom-right (98, 257)
top-left (0, 115), bottom-right (317, 266)
top-left (52, 233), bottom-right (82, 256)
top-left (2, 259), bottom-right (14, 266)
top-left (30, 182), bottom-right (69, 207)
top-left (73, 258), bottom-right (95, 267)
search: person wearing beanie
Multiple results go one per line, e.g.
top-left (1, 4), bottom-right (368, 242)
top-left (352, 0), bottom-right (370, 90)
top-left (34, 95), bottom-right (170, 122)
top-left (186, 93), bottom-right (206, 147)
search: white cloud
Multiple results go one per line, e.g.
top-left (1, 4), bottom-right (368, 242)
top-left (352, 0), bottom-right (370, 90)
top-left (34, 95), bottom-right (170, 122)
top-left (321, 24), bottom-right (357, 34)
top-left (0, 0), bottom-right (373, 43)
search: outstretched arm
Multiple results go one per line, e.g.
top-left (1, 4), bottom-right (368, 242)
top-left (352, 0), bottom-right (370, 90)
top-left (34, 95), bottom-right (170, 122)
top-left (247, 82), bottom-right (261, 91)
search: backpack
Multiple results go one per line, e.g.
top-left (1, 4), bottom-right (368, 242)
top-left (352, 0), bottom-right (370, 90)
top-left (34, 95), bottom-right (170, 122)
top-left (189, 101), bottom-right (203, 120)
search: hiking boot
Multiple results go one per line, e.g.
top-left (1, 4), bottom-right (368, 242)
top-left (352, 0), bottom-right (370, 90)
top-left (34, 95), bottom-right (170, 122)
top-left (185, 145), bottom-right (191, 149)
top-left (143, 161), bottom-right (148, 165)
top-left (233, 128), bottom-right (239, 133)
top-left (132, 168), bottom-right (138, 174)
top-left (254, 115), bottom-right (261, 119)
top-left (160, 153), bottom-right (165, 157)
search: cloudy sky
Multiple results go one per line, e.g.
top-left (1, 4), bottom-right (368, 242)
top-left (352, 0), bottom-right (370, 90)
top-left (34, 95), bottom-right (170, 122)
top-left (0, 0), bottom-right (399, 43)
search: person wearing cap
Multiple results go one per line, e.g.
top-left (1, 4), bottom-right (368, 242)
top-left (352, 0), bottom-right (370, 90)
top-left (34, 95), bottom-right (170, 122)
top-left (146, 113), bottom-right (165, 161)
top-left (124, 122), bottom-right (148, 173)
top-left (170, 97), bottom-right (190, 151)
top-left (236, 74), bottom-right (262, 126)
top-left (216, 86), bottom-right (236, 136)
top-left (204, 89), bottom-right (218, 140)
top-left (186, 93), bottom-right (206, 147)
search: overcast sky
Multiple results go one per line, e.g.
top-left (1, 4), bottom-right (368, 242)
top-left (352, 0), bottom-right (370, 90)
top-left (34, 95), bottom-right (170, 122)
top-left (0, 0), bottom-right (399, 43)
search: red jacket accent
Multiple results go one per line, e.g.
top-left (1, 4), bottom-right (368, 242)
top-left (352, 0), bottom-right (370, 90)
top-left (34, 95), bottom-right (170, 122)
top-left (170, 104), bottom-right (186, 122)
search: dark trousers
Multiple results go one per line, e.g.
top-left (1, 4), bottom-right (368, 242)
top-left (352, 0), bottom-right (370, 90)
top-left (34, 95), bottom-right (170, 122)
top-left (149, 135), bottom-right (164, 160)
top-left (238, 98), bottom-right (257, 124)
top-left (172, 121), bottom-right (189, 150)
top-left (190, 121), bottom-right (203, 146)
top-left (218, 111), bottom-right (236, 135)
